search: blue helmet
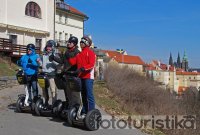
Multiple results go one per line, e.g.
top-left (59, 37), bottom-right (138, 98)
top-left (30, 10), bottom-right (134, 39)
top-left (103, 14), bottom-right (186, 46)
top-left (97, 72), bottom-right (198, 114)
top-left (26, 44), bottom-right (35, 50)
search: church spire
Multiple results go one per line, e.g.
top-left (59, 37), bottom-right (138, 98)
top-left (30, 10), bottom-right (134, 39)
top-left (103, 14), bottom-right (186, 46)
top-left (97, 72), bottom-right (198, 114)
top-left (169, 52), bottom-right (173, 66)
top-left (181, 51), bottom-right (189, 71)
top-left (177, 52), bottom-right (181, 68)
top-left (182, 51), bottom-right (188, 62)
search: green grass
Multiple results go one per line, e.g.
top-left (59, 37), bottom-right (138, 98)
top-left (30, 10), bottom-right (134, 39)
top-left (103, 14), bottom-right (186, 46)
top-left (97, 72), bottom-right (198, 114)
top-left (0, 61), bottom-right (19, 76)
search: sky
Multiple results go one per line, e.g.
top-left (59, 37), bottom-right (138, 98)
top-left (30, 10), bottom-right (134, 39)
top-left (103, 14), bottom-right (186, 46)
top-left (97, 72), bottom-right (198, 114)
top-left (65, 0), bottom-right (200, 68)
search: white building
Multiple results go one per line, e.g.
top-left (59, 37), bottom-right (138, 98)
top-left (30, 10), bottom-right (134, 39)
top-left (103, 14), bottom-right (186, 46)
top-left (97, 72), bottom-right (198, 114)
top-left (0, 0), bottom-right (54, 50)
top-left (55, 0), bottom-right (88, 47)
top-left (0, 0), bottom-right (88, 51)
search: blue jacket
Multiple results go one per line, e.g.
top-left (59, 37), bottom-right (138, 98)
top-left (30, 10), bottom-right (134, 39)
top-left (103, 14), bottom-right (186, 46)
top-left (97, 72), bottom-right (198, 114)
top-left (20, 49), bottom-right (40, 75)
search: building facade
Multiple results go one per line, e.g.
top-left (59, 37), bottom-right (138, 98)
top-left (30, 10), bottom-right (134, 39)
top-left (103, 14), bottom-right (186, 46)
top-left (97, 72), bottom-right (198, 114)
top-left (0, 0), bottom-right (54, 50)
top-left (55, 0), bottom-right (88, 48)
top-left (0, 0), bottom-right (88, 51)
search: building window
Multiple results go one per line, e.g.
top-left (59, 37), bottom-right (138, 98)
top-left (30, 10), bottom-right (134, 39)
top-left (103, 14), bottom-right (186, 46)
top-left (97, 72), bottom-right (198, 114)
top-left (35, 38), bottom-right (42, 49)
top-left (189, 77), bottom-right (191, 80)
top-left (25, 2), bottom-right (41, 18)
top-left (70, 34), bottom-right (73, 37)
top-left (9, 35), bottom-right (17, 44)
top-left (194, 77), bottom-right (196, 79)
top-left (59, 32), bottom-right (62, 41)
top-left (177, 78), bottom-right (179, 80)
top-left (169, 78), bottom-right (170, 81)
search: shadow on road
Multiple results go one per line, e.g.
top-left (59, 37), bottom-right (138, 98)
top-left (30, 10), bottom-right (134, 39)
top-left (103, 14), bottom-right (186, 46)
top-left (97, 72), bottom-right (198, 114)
top-left (63, 122), bottom-right (89, 131)
top-left (7, 103), bottom-right (91, 131)
top-left (7, 103), bottom-right (16, 110)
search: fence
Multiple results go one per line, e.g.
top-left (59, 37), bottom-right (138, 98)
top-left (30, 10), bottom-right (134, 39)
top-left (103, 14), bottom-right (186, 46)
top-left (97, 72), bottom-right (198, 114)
top-left (0, 38), bottom-right (41, 57)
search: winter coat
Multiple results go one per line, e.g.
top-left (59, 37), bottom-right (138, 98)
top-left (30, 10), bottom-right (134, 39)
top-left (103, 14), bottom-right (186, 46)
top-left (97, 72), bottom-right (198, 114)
top-left (20, 48), bottom-right (40, 75)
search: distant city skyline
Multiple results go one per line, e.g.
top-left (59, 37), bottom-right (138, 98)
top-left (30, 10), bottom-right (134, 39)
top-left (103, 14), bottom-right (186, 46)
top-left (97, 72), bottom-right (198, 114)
top-left (66, 0), bottom-right (200, 68)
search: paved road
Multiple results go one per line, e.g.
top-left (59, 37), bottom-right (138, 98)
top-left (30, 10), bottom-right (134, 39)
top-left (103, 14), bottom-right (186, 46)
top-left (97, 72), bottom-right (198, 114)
top-left (0, 85), bottom-right (147, 135)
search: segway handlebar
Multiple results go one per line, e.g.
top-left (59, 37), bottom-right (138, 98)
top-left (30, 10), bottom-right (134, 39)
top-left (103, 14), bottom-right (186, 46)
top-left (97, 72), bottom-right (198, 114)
top-left (62, 70), bottom-right (78, 77)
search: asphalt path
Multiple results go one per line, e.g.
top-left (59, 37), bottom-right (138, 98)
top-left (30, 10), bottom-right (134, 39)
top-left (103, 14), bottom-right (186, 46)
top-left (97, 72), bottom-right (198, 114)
top-left (0, 85), bottom-right (147, 135)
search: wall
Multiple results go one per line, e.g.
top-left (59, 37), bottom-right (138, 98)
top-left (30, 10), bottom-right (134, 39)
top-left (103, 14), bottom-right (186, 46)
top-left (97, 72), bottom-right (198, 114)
top-left (0, 0), bottom-right (54, 50)
top-left (55, 10), bottom-right (84, 47)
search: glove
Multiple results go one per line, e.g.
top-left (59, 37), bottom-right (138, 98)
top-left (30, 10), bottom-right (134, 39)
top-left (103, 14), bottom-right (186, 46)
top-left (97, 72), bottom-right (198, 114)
top-left (79, 67), bottom-right (85, 72)
top-left (49, 54), bottom-right (54, 62)
top-left (28, 58), bottom-right (32, 63)
top-left (75, 67), bottom-right (85, 74)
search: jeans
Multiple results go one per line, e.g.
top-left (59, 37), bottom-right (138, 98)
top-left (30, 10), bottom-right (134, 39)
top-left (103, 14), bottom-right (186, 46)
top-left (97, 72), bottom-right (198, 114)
top-left (81, 79), bottom-right (95, 113)
top-left (42, 78), bottom-right (57, 105)
top-left (26, 75), bottom-right (38, 103)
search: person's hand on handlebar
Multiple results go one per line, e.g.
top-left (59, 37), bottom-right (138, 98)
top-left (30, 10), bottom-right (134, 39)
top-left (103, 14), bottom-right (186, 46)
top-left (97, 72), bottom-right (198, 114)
top-left (75, 67), bottom-right (85, 74)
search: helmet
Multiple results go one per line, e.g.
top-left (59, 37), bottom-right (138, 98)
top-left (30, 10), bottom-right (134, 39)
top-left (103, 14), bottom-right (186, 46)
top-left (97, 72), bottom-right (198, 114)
top-left (68, 36), bottom-right (78, 45)
top-left (26, 44), bottom-right (35, 50)
top-left (80, 36), bottom-right (92, 46)
top-left (46, 40), bottom-right (56, 47)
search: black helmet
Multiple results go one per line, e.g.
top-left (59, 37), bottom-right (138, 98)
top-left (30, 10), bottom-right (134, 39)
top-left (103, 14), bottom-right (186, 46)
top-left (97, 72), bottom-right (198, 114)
top-left (68, 36), bottom-right (78, 45)
top-left (46, 40), bottom-right (56, 47)
top-left (80, 36), bottom-right (92, 46)
top-left (27, 44), bottom-right (35, 50)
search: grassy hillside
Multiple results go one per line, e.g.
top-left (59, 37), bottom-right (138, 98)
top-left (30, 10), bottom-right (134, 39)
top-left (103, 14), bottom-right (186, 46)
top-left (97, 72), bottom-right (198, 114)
top-left (94, 64), bottom-right (200, 135)
top-left (0, 59), bottom-right (19, 76)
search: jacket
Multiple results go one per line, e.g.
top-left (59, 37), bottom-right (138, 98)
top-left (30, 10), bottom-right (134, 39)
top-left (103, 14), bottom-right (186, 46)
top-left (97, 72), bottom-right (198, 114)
top-left (20, 48), bottom-right (40, 75)
top-left (53, 46), bottom-right (80, 72)
top-left (68, 47), bottom-right (96, 79)
top-left (41, 50), bottom-right (59, 76)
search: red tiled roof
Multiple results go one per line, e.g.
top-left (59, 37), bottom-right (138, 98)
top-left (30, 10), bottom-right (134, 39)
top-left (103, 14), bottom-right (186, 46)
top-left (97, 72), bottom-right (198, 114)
top-left (56, 2), bottom-right (88, 18)
top-left (149, 60), bottom-right (175, 71)
top-left (178, 86), bottom-right (188, 95)
top-left (146, 64), bottom-right (156, 70)
top-left (68, 5), bottom-right (87, 17)
top-left (176, 71), bottom-right (200, 75)
top-left (102, 50), bottom-right (145, 65)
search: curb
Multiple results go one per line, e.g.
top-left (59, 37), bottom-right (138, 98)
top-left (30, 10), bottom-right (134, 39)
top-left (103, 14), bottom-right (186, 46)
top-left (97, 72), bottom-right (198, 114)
top-left (0, 76), bottom-right (18, 90)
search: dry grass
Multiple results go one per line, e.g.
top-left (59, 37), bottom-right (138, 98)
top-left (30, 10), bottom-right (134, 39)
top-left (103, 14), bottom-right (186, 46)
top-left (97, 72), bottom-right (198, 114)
top-left (0, 57), bottom-right (19, 76)
top-left (101, 64), bottom-right (200, 135)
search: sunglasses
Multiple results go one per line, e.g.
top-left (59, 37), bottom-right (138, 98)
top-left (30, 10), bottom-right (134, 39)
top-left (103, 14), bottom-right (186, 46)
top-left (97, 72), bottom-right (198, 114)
top-left (80, 38), bottom-right (89, 45)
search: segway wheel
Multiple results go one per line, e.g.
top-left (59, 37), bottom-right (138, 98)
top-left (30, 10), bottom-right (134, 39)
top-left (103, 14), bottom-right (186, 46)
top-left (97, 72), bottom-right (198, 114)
top-left (52, 99), bottom-right (63, 117)
top-left (16, 96), bottom-right (25, 113)
top-left (35, 98), bottom-right (43, 116)
top-left (67, 107), bottom-right (78, 126)
top-left (85, 109), bottom-right (102, 131)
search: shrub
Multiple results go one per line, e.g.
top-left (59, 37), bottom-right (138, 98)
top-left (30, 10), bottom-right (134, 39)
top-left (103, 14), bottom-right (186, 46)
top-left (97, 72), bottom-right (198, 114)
top-left (104, 64), bottom-right (200, 135)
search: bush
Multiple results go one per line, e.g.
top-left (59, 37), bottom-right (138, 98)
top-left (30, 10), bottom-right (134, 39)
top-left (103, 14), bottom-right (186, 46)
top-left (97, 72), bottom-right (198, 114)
top-left (104, 64), bottom-right (200, 135)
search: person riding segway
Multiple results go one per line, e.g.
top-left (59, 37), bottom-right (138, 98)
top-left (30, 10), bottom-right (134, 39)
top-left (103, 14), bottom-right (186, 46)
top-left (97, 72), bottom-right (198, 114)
top-left (35, 40), bottom-right (65, 116)
top-left (16, 44), bottom-right (41, 113)
top-left (48, 36), bottom-right (81, 117)
top-left (66, 36), bottom-right (102, 131)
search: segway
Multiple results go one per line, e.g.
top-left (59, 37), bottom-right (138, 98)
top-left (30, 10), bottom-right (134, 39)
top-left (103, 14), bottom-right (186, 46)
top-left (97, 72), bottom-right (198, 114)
top-left (53, 72), bottom-right (69, 118)
top-left (64, 71), bottom-right (102, 131)
top-left (35, 72), bottom-right (67, 117)
top-left (15, 69), bottom-right (40, 113)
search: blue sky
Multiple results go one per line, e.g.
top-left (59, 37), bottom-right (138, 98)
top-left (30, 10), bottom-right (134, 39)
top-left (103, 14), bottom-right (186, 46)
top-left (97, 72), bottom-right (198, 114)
top-left (65, 0), bottom-right (200, 68)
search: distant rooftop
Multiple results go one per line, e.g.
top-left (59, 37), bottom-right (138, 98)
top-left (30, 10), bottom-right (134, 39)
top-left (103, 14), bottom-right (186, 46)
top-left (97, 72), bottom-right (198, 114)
top-left (56, 1), bottom-right (88, 19)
